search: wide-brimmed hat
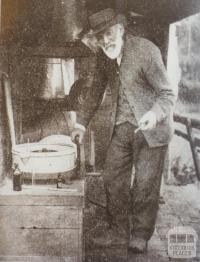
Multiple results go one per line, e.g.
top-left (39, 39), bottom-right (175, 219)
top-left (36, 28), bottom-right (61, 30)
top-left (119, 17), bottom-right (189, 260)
top-left (88, 8), bottom-right (127, 35)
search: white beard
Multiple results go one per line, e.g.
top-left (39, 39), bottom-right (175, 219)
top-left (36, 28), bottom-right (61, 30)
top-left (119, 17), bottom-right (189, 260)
top-left (101, 31), bottom-right (123, 60)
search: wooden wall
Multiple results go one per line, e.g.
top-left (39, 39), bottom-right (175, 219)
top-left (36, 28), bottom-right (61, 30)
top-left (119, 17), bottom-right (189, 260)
top-left (0, 46), bottom-right (11, 182)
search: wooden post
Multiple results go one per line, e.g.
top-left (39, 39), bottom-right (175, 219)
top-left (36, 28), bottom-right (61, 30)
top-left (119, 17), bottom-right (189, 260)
top-left (3, 76), bottom-right (16, 147)
top-left (88, 129), bottom-right (95, 172)
top-left (0, 0), bottom-right (1, 34)
top-left (74, 135), bottom-right (86, 179)
top-left (186, 118), bottom-right (200, 181)
top-left (0, 46), bottom-right (10, 183)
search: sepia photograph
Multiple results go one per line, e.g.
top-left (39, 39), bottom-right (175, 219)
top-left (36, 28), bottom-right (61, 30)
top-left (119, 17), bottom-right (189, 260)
top-left (0, 0), bottom-right (200, 261)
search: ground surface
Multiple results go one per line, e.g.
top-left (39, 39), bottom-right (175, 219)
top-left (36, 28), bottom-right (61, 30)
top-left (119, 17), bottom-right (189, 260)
top-left (84, 176), bottom-right (200, 262)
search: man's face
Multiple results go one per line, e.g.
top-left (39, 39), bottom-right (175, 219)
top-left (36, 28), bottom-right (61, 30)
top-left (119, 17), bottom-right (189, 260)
top-left (96, 24), bottom-right (124, 59)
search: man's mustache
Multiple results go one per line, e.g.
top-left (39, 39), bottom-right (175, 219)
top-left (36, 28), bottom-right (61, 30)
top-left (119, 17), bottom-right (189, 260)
top-left (104, 43), bottom-right (116, 50)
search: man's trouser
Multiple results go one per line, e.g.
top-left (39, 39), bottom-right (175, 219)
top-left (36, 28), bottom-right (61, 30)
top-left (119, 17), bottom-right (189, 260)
top-left (103, 122), bottom-right (167, 240)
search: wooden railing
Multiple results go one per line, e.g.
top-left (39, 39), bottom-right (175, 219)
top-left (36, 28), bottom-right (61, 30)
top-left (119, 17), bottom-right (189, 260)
top-left (174, 113), bottom-right (200, 181)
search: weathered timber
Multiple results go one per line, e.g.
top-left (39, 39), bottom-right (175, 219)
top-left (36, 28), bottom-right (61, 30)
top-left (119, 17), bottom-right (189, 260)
top-left (0, 179), bottom-right (85, 261)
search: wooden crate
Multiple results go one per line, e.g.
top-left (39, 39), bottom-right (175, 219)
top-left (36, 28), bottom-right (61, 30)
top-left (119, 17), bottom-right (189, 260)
top-left (0, 179), bottom-right (85, 262)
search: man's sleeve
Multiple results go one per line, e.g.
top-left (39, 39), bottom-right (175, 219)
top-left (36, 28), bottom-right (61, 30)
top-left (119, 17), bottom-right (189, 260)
top-left (78, 76), bottom-right (107, 128)
top-left (68, 53), bottom-right (108, 128)
top-left (144, 43), bottom-right (177, 123)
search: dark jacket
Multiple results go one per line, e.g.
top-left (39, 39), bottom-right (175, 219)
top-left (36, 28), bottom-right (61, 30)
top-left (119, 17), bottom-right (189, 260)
top-left (71, 35), bottom-right (176, 148)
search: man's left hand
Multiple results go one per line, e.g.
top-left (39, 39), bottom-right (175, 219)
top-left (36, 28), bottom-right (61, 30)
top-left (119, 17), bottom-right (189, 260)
top-left (138, 111), bottom-right (157, 131)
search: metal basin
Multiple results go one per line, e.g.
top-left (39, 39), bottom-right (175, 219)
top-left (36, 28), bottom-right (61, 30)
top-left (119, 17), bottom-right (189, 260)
top-left (12, 143), bottom-right (76, 174)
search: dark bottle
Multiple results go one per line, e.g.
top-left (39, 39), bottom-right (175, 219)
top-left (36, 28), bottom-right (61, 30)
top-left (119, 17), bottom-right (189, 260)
top-left (13, 164), bottom-right (22, 191)
top-left (57, 174), bottom-right (63, 189)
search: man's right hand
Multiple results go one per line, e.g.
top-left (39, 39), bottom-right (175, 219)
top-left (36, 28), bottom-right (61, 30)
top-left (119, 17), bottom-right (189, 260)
top-left (71, 123), bottom-right (86, 144)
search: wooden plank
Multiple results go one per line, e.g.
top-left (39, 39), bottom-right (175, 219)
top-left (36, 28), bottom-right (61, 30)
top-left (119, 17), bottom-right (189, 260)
top-left (3, 76), bottom-right (16, 147)
top-left (0, 179), bottom-right (85, 206)
top-left (186, 119), bottom-right (200, 180)
top-left (0, 46), bottom-right (9, 184)
top-left (0, 228), bottom-right (81, 257)
top-left (175, 129), bottom-right (189, 141)
top-left (174, 113), bottom-right (200, 130)
top-left (0, 256), bottom-right (79, 262)
top-left (0, 206), bottom-right (82, 229)
top-left (0, 195), bottom-right (84, 207)
top-left (0, 179), bottom-right (84, 196)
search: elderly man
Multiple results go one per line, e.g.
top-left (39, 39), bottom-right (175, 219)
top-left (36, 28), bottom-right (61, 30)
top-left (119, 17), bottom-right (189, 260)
top-left (71, 8), bottom-right (176, 253)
